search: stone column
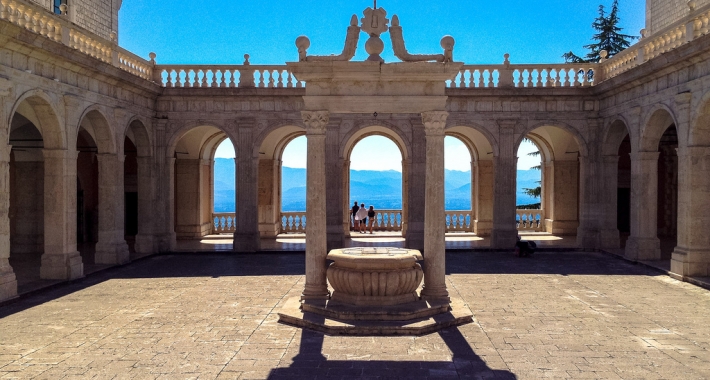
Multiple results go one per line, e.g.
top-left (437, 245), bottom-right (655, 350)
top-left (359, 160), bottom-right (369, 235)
top-left (625, 151), bottom-right (661, 260)
top-left (0, 138), bottom-right (17, 301)
top-left (40, 149), bottom-right (83, 280)
top-left (325, 119), bottom-right (344, 250)
top-left (420, 111), bottom-right (449, 303)
top-left (491, 122), bottom-right (518, 248)
top-left (134, 155), bottom-right (154, 254)
top-left (301, 110), bottom-right (330, 300)
top-left (598, 155), bottom-right (621, 249)
top-left (405, 118), bottom-right (426, 251)
top-left (154, 120), bottom-right (175, 252)
top-left (257, 158), bottom-right (279, 238)
top-left (234, 125), bottom-right (259, 252)
top-left (473, 160), bottom-right (494, 236)
top-left (671, 146), bottom-right (710, 276)
top-left (341, 159), bottom-right (351, 235)
top-left (95, 153), bottom-right (130, 264)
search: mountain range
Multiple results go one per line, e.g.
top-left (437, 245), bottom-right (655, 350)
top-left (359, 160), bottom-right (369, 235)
top-left (213, 158), bottom-right (541, 212)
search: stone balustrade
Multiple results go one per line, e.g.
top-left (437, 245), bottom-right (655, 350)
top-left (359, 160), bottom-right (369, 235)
top-left (601, 2), bottom-right (710, 80)
top-left (281, 212), bottom-right (306, 233)
top-left (212, 213), bottom-right (237, 234)
top-left (0, 0), bottom-right (154, 80)
top-left (155, 65), bottom-right (304, 89)
top-left (516, 209), bottom-right (543, 231)
top-left (445, 211), bottom-right (472, 232)
top-left (450, 64), bottom-right (597, 88)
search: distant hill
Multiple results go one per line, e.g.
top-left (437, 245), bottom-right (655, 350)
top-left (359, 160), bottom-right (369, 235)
top-left (213, 161), bottom-right (543, 212)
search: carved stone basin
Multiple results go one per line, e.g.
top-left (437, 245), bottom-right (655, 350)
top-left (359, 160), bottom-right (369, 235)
top-left (326, 247), bottom-right (424, 306)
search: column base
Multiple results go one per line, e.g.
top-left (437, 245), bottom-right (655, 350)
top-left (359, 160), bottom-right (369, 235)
top-left (420, 286), bottom-right (450, 305)
top-left (301, 284), bottom-right (330, 301)
top-left (624, 236), bottom-right (661, 261)
top-left (671, 247), bottom-right (710, 277)
top-left (233, 233), bottom-right (258, 253)
top-left (40, 251), bottom-right (83, 280)
top-left (473, 220), bottom-right (492, 236)
top-left (156, 232), bottom-right (176, 253)
top-left (134, 234), bottom-right (154, 255)
top-left (0, 267), bottom-right (18, 302)
top-left (490, 227), bottom-right (517, 249)
top-left (95, 240), bottom-right (130, 265)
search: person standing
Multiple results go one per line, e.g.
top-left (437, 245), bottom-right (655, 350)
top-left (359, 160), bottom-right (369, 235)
top-left (356, 203), bottom-right (368, 233)
top-left (351, 201), bottom-right (360, 231)
top-left (367, 205), bottom-right (376, 234)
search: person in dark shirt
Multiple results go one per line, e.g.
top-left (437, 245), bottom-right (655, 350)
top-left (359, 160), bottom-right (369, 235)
top-left (351, 201), bottom-right (360, 231)
top-left (367, 205), bottom-right (376, 234)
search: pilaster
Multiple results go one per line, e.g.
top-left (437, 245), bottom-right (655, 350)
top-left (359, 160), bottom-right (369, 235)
top-left (490, 121), bottom-right (518, 248)
top-left (405, 118), bottom-right (426, 251)
top-left (325, 118), bottom-right (344, 250)
top-left (0, 98), bottom-right (17, 301)
top-left (134, 155), bottom-right (155, 254)
top-left (234, 122), bottom-right (259, 252)
top-left (473, 160), bottom-right (494, 236)
top-left (599, 155), bottom-right (621, 249)
top-left (625, 151), bottom-right (661, 261)
top-left (154, 119), bottom-right (175, 252)
top-left (302, 110), bottom-right (330, 300)
top-left (419, 111), bottom-right (449, 303)
top-left (671, 146), bottom-right (710, 276)
top-left (95, 153), bottom-right (130, 265)
top-left (40, 149), bottom-right (83, 280)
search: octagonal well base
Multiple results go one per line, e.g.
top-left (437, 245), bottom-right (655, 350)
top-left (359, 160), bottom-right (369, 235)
top-left (277, 297), bottom-right (473, 336)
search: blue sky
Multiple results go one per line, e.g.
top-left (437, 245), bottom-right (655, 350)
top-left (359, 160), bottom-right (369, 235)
top-left (126, 0), bottom-right (643, 170)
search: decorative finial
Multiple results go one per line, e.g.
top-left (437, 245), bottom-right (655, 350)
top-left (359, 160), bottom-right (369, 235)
top-left (599, 50), bottom-right (608, 62)
top-left (243, 54), bottom-right (251, 65)
top-left (59, 3), bottom-right (67, 15)
top-left (149, 52), bottom-right (156, 65)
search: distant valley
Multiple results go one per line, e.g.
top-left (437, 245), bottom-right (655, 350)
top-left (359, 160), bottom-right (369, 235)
top-left (213, 158), bottom-right (541, 212)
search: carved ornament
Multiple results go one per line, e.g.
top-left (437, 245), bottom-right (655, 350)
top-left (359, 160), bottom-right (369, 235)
top-left (302, 111), bottom-right (330, 134)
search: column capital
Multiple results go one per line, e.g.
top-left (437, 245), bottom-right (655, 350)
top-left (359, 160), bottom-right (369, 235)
top-left (421, 111), bottom-right (448, 135)
top-left (301, 111), bottom-right (330, 135)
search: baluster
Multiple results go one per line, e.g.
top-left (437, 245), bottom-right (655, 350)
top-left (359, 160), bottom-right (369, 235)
top-left (7, 4), bottom-right (16, 24)
top-left (286, 72), bottom-right (294, 88)
top-left (302, 214), bottom-right (307, 229)
top-left (0, 2), bottom-right (6, 20)
top-left (256, 70), bottom-right (264, 87)
top-left (458, 70), bottom-right (465, 88)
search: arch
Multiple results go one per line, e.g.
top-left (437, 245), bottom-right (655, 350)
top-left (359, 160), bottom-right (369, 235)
top-left (445, 124), bottom-right (497, 161)
top-left (124, 118), bottom-right (152, 157)
top-left (255, 124), bottom-right (306, 161)
top-left (9, 89), bottom-right (64, 149)
top-left (602, 117), bottom-right (634, 156)
top-left (521, 132), bottom-right (553, 164)
top-left (167, 122), bottom-right (236, 160)
top-left (341, 123), bottom-right (410, 161)
top-left (689, 89), bottom-right (710, 146)
top-left (75, 106), bottom-right (117, 154)
top-left (640, 105), bottom-right (678, 152)
top-left (514, 122), bottom-right (589, 161)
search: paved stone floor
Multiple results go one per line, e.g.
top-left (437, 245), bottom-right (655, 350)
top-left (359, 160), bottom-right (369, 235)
top-left (1, 251), bottom-right (709, 379)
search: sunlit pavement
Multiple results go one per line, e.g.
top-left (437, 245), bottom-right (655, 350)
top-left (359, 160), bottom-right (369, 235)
top-left (1, 252), bottom-right (709, 379)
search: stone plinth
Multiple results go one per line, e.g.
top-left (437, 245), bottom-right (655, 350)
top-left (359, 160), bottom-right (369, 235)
top-left (326, 247), bottom-right (423, 307)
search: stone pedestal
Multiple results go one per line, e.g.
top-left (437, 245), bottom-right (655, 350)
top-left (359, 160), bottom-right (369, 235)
top-left (40, 149), bottom-right (83, 280)
top-left (671, 146), bottom-right (710, 276)
top-left (625, 151), bottom-right (661, 260)
top-left (326, 247), bottom-right (423, 306)
top-left (95, 153), bottom-right (130, 265)
top-left (302, 111), bottom-right (330, 300)
top-left (420, 111), bottom-right (449, 303)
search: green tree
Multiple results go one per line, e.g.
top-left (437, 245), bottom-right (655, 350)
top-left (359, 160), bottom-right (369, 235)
top-left (563, 0), bottom-right (637, 63)
top-left (522, 138), bottom-right (542, 202)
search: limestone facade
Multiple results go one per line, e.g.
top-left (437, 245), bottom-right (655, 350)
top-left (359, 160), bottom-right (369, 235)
top-left (1, 0), bottom-right (710, 303)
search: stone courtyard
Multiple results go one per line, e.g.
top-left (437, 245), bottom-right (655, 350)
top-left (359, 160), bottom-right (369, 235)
top-left (0, 251), bottom-right (708, 379)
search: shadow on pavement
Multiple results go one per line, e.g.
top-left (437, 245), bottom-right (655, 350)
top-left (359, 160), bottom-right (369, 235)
top-left (267, 315), bottom-right (516, 379)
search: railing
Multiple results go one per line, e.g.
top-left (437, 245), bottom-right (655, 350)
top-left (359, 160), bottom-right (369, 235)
top-left (600, 2), bottom-right (710, 81)
top-left (154, 65), bottom-right (304, 89)
top-left (516, 209), bottom-right (543, 231)
top-left (449, 63), bottom-right (597, 88)
top-left (445, 211), bottom-right (472, 232)
top-left (281, 212), bottom-right (306, 233)
top-left (347, 209), bottom-right (403, 232)
top-left (0, 0), bottom-right (154, 80)
top-left (212, 212), bottom-right (236, 234)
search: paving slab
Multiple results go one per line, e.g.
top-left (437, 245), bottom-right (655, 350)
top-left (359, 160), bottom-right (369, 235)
top-left (0, 252), bottom-right (708, 379)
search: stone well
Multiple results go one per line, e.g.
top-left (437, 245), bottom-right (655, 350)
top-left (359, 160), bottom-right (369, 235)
top-left (326, 247), bottom-right (424, 307)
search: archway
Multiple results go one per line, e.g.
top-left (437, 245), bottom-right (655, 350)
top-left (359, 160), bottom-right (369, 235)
top-left (599, 118), bottom-right (633, 249)
top-left (348, 134), bottom-right (404, 235)
top-left (170, 125), bottom-right (230, 239)
top-left (76, 127), bottom-right (99, 264)
top-left (280, 135), bottom-right (307, 233)
top-left (656, 126), bottom-right (678, 259)
top-left (124, 119), bottom-right (153, 256)
top-left (516, 125), bottom-right (583, 235)
top-left (444, 135), bottom-right (473, 233)
top-left (516, 138), bottom-right (544, 231)
top-left (8, 112), bottom-right (45, 288)
top-left (445, 125), bottom-right (496, 236)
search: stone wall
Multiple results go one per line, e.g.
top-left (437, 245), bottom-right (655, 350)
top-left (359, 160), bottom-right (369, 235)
top-left (28, 0), bottom-right (120, 41)
top-left (646, 0), bottom-right (710, 36)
